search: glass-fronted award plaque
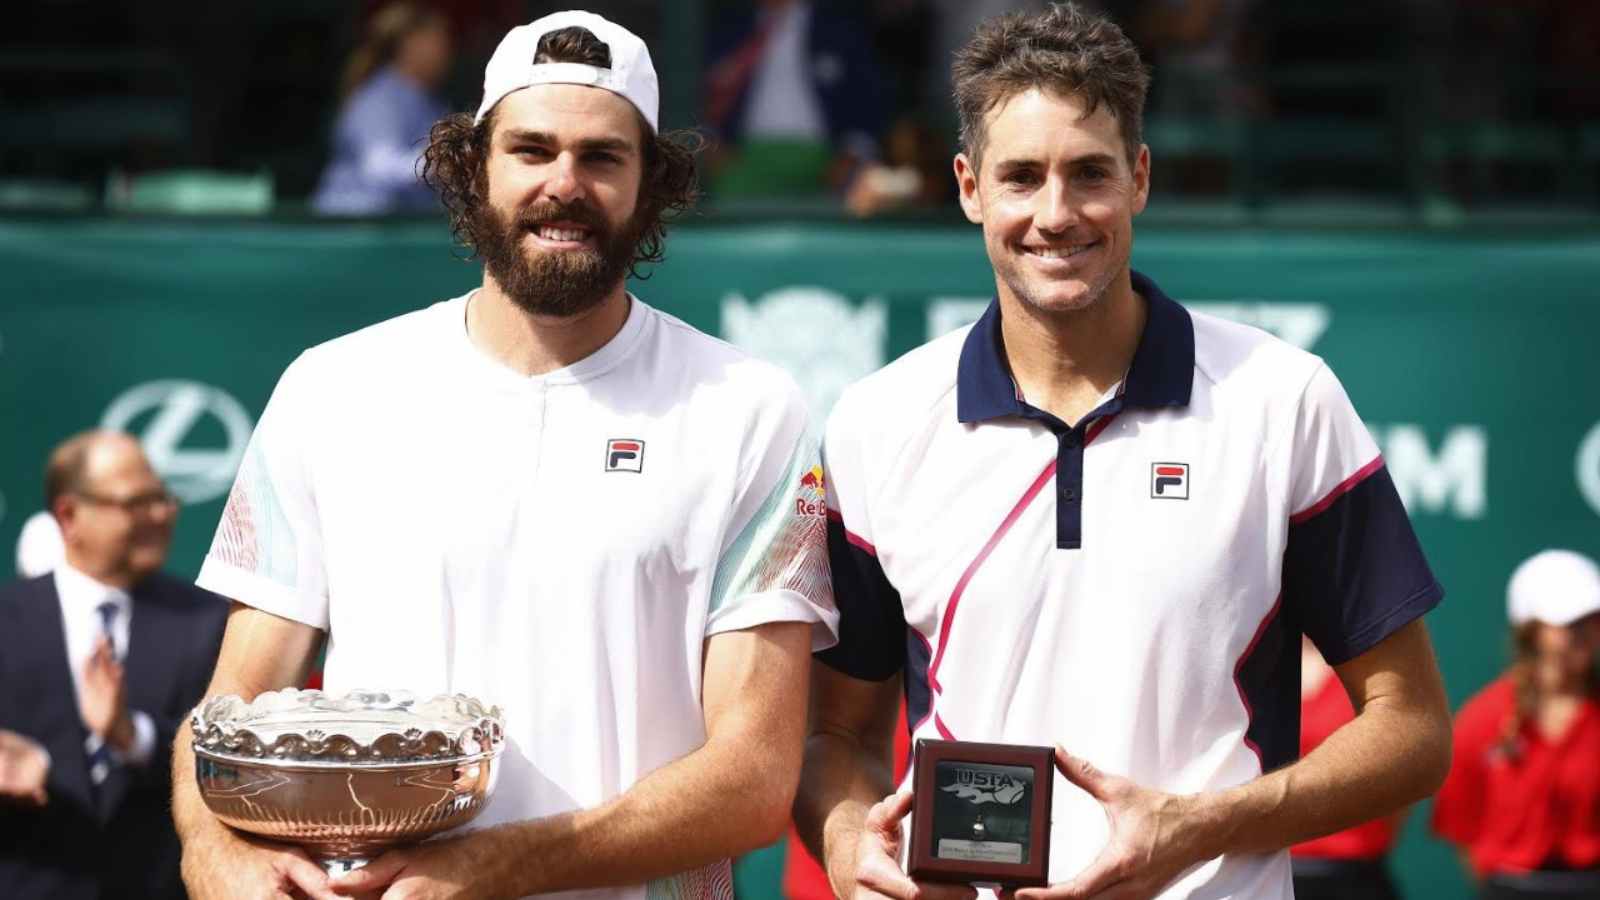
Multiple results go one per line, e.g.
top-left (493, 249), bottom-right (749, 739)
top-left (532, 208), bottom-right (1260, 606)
top-left (908, 739), bottom-right (1052, 887)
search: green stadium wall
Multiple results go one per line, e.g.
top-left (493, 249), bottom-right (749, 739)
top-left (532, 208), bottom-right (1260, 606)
top-left (2, 218), bottom-right (1597, 899)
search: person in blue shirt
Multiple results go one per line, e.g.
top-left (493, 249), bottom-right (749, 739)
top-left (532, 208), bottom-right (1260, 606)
top-left (312, 2), bottom-right (453, 215)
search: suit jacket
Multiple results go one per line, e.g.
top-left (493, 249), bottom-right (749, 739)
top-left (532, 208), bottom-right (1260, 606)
top-left (0, 571), bottom-right (228, 900)
top-left (706, 3), bottom-right (886, 152)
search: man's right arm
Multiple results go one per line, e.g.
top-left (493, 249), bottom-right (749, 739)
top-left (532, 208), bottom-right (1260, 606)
top-left (795, 664), bottom-right (975, 900)
top-left (799, 394), bottom-right (976, 899)
top-left (172, 602), bottom-right (330, 900)
top-left (794, 663), bottom-right (900, 897)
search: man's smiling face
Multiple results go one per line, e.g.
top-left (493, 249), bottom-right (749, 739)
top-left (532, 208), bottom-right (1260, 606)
top-left (475, 82), bottom-right (648, 317)
top-left (956, 87), bottom-right (1150, 316)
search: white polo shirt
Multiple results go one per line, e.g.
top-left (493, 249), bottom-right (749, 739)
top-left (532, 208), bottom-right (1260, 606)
top-left (817, 272), bottom-right (1441, 899)
top-left (198, 292), bottom-right (838, 900)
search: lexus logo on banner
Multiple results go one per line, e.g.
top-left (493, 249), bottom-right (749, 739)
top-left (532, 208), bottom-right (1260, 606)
top-left (101, 380), bottom-right (254, 505)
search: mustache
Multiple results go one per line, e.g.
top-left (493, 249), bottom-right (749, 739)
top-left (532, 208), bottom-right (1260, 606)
top-left (515, 200), bottom-right (608, 233)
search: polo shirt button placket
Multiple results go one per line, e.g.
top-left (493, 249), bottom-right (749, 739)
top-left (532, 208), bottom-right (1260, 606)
top-left (1055, 426), bottom-right (1087, 548)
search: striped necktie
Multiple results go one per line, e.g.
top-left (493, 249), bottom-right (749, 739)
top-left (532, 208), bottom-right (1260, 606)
top-left (87, 600), bottom-right (120, 787)
top-left (96, 600), bottom-right (119, 661)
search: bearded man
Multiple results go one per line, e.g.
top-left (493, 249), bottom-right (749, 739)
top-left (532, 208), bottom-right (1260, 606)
top-left (170, 12), bottom-right (836, 900)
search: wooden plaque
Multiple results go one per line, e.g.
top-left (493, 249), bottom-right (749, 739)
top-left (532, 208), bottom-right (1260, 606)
top-left (908, 739), bottom-right (1053, 888)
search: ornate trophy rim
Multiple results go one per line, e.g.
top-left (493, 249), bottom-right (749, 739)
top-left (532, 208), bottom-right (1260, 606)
top-left (191, 687), bottom-right (505, 768)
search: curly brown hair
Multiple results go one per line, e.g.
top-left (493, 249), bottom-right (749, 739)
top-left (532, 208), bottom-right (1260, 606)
top-left (952, 2), bottom-right (1151, 168)
top-left (422, 26), bottom-right (700, 277)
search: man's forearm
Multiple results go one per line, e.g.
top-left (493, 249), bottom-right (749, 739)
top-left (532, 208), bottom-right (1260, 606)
top-left (172, 720), bottom-right (224, 843)
top-left (480, 729), bottom-right (799, 896)
top-left (1190, 694), bottom-right (1450, 859)
top-left (793, 730), bottom-right (897, 897)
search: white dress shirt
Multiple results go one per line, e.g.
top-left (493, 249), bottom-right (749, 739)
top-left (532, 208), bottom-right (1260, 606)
top-left (53, 563), bottom-right (156, 775)
top-left (744, 2), bottom-right (826, 140)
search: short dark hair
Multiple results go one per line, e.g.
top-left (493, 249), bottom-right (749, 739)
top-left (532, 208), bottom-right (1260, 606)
top-left (423, 26), bottom-right (700, 276)
top-left (952, 2), bottom-right (1151, 167)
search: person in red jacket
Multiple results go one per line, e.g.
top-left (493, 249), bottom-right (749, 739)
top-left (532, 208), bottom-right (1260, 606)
top-left (1291, 637), bottom-right (1406, 899)
top-left (1434, 549), bottom-right (1600, 899)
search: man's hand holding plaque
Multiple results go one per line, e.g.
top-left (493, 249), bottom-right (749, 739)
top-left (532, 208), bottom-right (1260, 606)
top-left (1003, 746), bottom-right (1217, 900)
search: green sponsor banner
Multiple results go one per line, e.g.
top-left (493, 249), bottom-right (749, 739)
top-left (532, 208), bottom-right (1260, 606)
top-left (2, 218), bottom-right (1597, 898)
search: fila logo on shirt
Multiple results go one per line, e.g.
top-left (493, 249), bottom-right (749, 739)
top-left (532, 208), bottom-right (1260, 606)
top-left (605, 439), bottom-right (644, 473)
top-left (1151, 462), bottom-right (1189, 499)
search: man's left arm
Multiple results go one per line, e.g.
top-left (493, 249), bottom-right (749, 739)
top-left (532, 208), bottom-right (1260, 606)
top-left (332, 619), bottom-right (814, 898)
top-left (1011, 362), bottom-right (1452, 899)
top-left (1010, 619), bottom-right (1449, 900)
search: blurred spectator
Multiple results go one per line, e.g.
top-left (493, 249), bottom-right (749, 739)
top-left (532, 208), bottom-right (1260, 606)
top-left (843, 116), bottom-right (951, 216)
top-left (922, 0), bottom-right (1049, 136)
top-left (703, 0), bottom-right (886, 199)
top-left (311, 2), bottom-right (453, 215)
top-left (1134, 0), bottom-right (1258, 117)
top-left (1433, 550), bottom-right (1600, 899)
top-left (1291, 636), bottom-right (1405, 900)
top-left (15, 511), bottom-right (64, 578)
top-left (0, 431), bottom-right (227, 900)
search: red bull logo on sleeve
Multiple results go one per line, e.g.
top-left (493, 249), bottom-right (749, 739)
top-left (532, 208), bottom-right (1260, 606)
top-left (796, 464), bottom-right (826, 517)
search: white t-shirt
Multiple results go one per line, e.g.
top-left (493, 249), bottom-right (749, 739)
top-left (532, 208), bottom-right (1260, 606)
top-left (198, 293), bottom-right (838, 900)
top-left (818, 272), bottom-right (1441, 899)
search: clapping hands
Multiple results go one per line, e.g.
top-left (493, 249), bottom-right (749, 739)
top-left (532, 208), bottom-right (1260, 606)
top-left (0, 729), bottom-right (49, 806)
top-left (77, 636), bottom-right (134, 750)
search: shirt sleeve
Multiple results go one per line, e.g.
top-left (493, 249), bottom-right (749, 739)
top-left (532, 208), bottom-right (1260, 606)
top-left (705, 376), bottom-right (838, 650)
top-left (196, 354), bottom-right (330, 630)
top-left (812, 393), bottom-right (906, 682)
top-left (1282, 363), bottom-right (1443, 665)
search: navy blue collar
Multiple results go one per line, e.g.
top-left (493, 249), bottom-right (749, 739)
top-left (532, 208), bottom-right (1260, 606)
top-left (956, 270), bottom-right (1195, 424)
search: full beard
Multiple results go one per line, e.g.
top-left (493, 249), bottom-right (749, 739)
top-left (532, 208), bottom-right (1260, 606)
top-left (474, 199), bottom-right (645, 318)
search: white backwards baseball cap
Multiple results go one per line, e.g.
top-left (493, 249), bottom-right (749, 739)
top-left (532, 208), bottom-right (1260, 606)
top-left (1507, 549), bottom-right (1600, 627)
top-left (475, 10), bottom-right (659, 132)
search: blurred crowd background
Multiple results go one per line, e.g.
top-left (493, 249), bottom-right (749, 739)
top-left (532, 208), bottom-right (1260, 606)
top-left (4, 0), bottom-right (1600, 219)
top-left (2, 2), bottom-right (1599, 900)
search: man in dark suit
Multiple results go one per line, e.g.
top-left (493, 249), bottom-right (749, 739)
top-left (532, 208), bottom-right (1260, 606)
top-left (0, 430), bottom-right (227, 900)
top-left (703, 0), bottom-right (887, 197)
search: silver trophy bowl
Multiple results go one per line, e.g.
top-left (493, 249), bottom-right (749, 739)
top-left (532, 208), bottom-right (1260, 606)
top-left (191, 688), bottom-right (505, 876)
